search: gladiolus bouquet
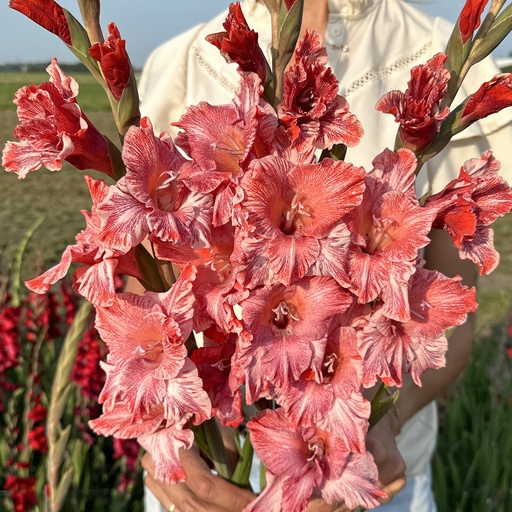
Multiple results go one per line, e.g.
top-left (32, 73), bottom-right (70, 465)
top-left (3, 0), bottom-right (512, 510)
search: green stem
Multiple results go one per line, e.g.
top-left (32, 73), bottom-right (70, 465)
top-left (200, 418), bottom-right (233, 480)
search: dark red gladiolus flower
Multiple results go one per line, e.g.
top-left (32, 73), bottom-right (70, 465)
top-left (376, 53), bottom-right (450, 153)
top-left (206, 2), bottom-right (267, 82)
top-left (459, 0), bottom-right (489, 44)
top-left (460, 74), bottom-right (512, 126)
top-left (28, 424), bottom-right (48, 453)
top-left (4, 475), bottom-right (38, 512)
top-left (89, 23), bottom-right (131, 101)
top-left (9, 0), bottom-right (71, 45)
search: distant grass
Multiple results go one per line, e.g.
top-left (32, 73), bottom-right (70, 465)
top-left (0, 72), bottom-right (111, 111)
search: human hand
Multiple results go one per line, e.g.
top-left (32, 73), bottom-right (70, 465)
top-left (142, 445), bottom-right (255, 512)
top-left (366, 412), bottom-right (406, 506)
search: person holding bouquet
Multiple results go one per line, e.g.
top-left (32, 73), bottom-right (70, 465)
top-left (136, 0), bottom-right (512, 511)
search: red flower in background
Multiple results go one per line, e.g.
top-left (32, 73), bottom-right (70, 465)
top-left (206, 2), bottom-right (267, 83)
top-left (376, 53), bottom-right (450, 152)
top-left (460, 74), bottom-right (512, 126)
top-left (3, 475), bottom-right (38, 512)
top-left (89, 23), bottom-right (131, 101)
top-left (9, 0), bottom-right (71, 45)
top-left (2, 59), bottom-right (115, 178)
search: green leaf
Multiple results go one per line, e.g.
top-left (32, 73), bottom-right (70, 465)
top-left (9, 216), bottom-right (44, 306)
top-left (319, 143), bottom-right (347, 162)
top-left (369, 384), bottom-right (399, 429)
top-left (231, 432), bottom-right (254, 489)
top-left (53, 462), bottom-right (74, 512)
top-left (201, 418), bottom-right (233, 480)
top-left (116, 69), bottom-right (141, 136)
top-left (62, 9), bottom-right (104, 86)
top-left (469, 5), bottom-right (512, 64)
top-left (134, 244), bottom-right (167, 293)
top-left (104, 136), bottom-right (125, 181)
top-left (275, 0), bottom-right (304, 79)
top-left (51, 424), bottom-right (72, 470)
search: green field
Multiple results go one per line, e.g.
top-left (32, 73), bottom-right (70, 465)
top-left (1, 71), bottom-right (512, 510)
top-left (0, 71), bottom-right (112, 112)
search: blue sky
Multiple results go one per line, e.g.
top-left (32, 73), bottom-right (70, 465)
top-left (1, 1), bottom-right (511, 68)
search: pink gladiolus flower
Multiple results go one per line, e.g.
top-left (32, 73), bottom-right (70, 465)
top-left (426, 150), bottom-right (512, 274)
top-left (459, 0), bottom-right (489, 44)
top-left (90, 402), bottom-right (194, 483)
top-left (94, 266), bottom-right (204, 417)
top-left (25, 175), bottom-right (142, 306)
top-left (238, 276), bottom-right (353, 402)
top-left (173, 73), bottom-right (276, 226)
top-left (460, 74), bottom-right (512, 126)
top-left (345, 149), bottom-right (435, 322)
top-left (89, 22), bottom-right (131, 101)
top-left (235, 155), bottom-right (365, 288)
top-left (279, 30), bottom-right (364, 151)
top-left (359, 265), bottom-right (477, 387)
top-left (9, 0), bottom-right (71, 45)
top-left (246, 409), bottom-right (385, 512)
top-left (206, 2), bottom-right (267, 82)
top-left (2, 59), bottom-right (114, 178)
top-left (97, 117), bottom-right (212, 251)
top-left (155, 223), bottom-right (247, 336)
top-left (375, 53), bottom-right (450, 152)
top-left (285, 304), bottom-right (371, 453)
top-left (190, 334), bottom-right (245, 427)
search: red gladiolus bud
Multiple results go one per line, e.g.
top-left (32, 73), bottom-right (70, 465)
top-left (459, 0), bottom-right (489, 44)
top-left (89, 23), bottom-right (131, 101)
top-left (206, 2), bottom-right (267, 83)
top-left (9, 0), bottom-right (71, 45)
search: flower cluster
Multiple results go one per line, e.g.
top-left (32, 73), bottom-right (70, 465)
top-left (3, 0), bottom-right (512, 510)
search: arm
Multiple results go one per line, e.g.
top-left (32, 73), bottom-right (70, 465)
top-left (395, 227), bottom-right (477, 424)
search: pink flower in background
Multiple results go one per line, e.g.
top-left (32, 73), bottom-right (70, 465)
top-left (2, 59), bottom-right (115, 178)
top-left (376, 53), bottom-right (450, 152)
top-left (94, 266), bottom-right (206, 418)
top-left (460, 74), bottom-right (512, 126)
top-left (285, 304), bottom-right (371, 453)
top-left (359, 265), bottom-right (477, 387)
top-left (279, 30), bottom-right (364, 151)
top-left (206, 2), bottom-right (267, 82)
top-left (89, 23), bottom-right (131, 101)
top-left (9, 0), bottom-right (71, 45)
top-left (90, 401), bottom-right (194, 483)
top-left (191, 334), bottom-right (244, 427)
top-left (173, 73), bottom-right (276, 226)
top-left (345, 150), bottom-right (435, 322)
